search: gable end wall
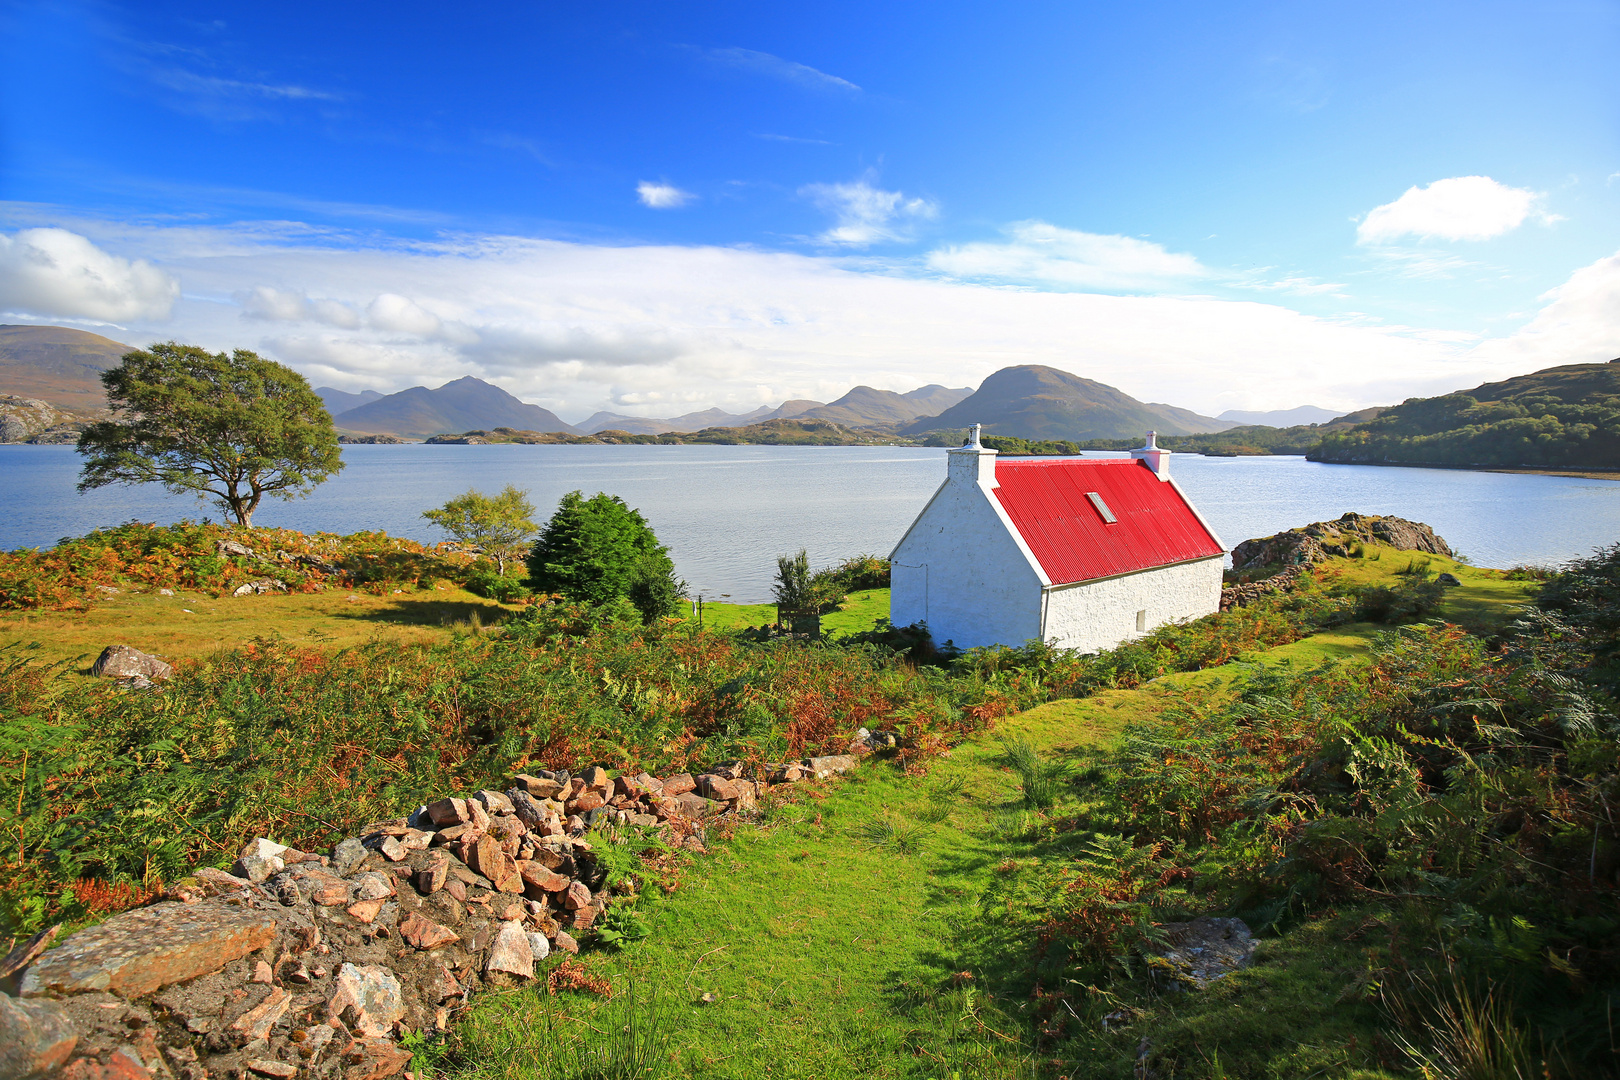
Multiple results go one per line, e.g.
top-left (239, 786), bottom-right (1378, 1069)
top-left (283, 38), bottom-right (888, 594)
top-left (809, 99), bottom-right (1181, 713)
top-left (890, 481), bottom-right (1044, 651)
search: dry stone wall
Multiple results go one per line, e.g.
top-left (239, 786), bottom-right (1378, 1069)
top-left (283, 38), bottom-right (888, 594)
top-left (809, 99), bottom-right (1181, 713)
top-left (0, 751), bottom-right (865, 1080)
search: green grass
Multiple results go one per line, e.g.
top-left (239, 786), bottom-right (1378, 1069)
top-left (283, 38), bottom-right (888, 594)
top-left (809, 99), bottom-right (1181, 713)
top-left (676, 588), bottom-right (892, 636)
top-left (447, 683), bottom-right (1123, 1080)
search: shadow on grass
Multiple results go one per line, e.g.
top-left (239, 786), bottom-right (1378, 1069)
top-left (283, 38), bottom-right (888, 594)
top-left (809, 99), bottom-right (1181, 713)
top-left (327, 597), bottom-right (517, 629)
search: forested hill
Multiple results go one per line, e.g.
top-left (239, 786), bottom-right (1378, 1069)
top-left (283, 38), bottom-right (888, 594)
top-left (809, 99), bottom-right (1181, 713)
top-left (1308, 359), bottom-right (1620, 470)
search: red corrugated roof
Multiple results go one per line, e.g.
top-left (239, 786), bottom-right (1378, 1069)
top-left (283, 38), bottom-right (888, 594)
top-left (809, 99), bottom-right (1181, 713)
top-left (991, 458), bottom-right (1223, 585)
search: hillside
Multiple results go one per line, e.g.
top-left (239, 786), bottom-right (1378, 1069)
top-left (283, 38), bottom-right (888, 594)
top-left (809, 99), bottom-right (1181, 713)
top-left (903, 364), bottom-right (1234, 440)
top-left (334, 375), bottom-right (580, 438)
top-left (1310, 358), bottom-right (1620, 470)
top-left (0, 323), bottom-right (131, 412)
top-left (571, 386), bottom-right (966, 436)
top-left (797, 383), bottom-right (972, 427)
top-left (1218, 404), bottom-right (1340, 426)
top-left (315, 386), bottom-right (384, 416)
top-left (576, 404), bottom-right (776, 435)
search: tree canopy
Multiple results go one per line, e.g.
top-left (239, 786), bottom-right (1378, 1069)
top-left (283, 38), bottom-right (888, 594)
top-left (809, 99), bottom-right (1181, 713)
top-left (421, 485), bottom-right (538, 575)
top-left (526, 490), bottom-right (685, 622)
top-left (76, 343), bottom-right (343, 528)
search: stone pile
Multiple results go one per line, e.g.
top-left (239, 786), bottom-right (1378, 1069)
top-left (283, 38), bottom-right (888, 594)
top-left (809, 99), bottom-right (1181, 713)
top-left (0, 753), bottom-right (865, 1080)
top-left (1219, 565), bottom-right (1307, 611)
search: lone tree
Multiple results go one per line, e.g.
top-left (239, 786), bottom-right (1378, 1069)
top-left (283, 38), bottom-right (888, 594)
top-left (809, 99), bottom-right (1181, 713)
top-left (77, 343), bottom-right (343, 528)
top-left (422, 485), bottom-right (538, 575)
top-left (527, 490), bottom-right (685, 622)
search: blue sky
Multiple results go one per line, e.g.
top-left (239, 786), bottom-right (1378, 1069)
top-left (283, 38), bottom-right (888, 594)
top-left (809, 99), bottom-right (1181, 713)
top-left (1, 0), bottom-right (1616, 420)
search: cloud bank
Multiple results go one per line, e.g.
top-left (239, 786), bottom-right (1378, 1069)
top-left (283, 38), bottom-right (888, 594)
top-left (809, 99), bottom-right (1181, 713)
top-left (1, 214), bottom-right (1611, 421)
top-left (929, 221), bottom-right (1207, 291)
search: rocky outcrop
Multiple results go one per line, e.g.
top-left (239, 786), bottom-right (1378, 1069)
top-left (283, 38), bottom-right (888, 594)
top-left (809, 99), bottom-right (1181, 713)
top-left (1230, 512), bottom-right (1451, 571)
top-left (0, 396), bottom-right (91, 444)
top-left (0, 747), bottom-right (875, 1080)
top-left (1220, 513), bottom-right (1452, 611)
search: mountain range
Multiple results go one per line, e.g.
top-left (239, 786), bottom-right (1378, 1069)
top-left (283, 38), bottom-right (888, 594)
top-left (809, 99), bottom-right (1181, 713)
top-left (1218, 405), bottom-right (1339, 427)
top-left (328, 376), bottom-right (578, 438)
top-left (0, 323), bottom-right (1313, 443)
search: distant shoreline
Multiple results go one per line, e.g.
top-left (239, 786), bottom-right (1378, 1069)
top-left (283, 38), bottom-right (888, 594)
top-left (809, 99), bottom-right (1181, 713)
top-left (1308, 455), bottom-right (1620, 482)
top-left (329, 438), bottom-right (1620, 481)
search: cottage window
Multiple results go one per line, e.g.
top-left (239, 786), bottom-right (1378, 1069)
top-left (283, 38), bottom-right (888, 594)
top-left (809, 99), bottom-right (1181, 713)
top-left (1135, 609), bottom-right (1147, 632)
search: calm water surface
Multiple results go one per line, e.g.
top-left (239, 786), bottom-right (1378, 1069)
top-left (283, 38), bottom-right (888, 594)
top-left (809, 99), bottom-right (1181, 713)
top-left (3, 445), bottom-right (1616, 603)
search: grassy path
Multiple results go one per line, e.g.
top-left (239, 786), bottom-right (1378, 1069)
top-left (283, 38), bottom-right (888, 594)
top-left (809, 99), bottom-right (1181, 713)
top-left (451, 691), bottom-right (1132, 1079)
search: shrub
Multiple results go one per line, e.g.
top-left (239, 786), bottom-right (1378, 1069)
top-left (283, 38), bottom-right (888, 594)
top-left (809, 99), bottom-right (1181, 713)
top-left (464, 567), bottom-right (531, 603)
top-left (527, 491), bottom-right (685, 623)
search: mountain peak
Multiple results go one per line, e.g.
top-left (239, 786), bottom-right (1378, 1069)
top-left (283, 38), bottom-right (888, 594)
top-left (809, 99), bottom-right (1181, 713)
top-left (335, 375), bottom-right (579, 438)
top-left (904, 364), bottom-right (1232, 439)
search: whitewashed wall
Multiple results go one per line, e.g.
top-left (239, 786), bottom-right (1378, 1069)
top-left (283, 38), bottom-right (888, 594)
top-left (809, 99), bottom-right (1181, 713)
top-left (890, 447), bottom-right (1046, 650)
top-left (1041, 556), bottom-right (1224, 653)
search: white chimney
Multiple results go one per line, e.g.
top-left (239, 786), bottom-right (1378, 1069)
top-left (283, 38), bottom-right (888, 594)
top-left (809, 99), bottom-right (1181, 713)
top-left (948, 422), bottom-right (998, 485)
top-left (1131, 430), bottom-right (1171, 480)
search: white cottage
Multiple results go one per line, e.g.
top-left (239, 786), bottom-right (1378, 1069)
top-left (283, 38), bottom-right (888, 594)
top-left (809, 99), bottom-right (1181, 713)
top-left (889, 427), bottom-right (1225, 652)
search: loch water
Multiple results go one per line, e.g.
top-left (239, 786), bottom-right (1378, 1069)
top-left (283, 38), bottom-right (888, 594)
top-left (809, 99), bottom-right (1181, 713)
top-left (3, 444), bottom-right (1617, 603)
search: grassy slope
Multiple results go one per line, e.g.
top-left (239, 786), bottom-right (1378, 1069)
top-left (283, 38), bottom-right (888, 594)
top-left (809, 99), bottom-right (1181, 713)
top-left (0, 588), bottom-right (893, 678)
top-left (443, 557), bottom-right (1536, 1080)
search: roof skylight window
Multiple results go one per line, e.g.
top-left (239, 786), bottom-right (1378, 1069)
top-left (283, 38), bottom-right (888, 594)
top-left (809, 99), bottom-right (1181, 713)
top-left (1086, 491), bottom-right (1117, 523)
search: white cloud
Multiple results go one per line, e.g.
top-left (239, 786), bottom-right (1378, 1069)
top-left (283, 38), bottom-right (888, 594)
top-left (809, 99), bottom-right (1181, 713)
top-left (367, 293), bottom-right (444, 336)
top-left (1470, 249), bottom-right (1620, 370)
top-left (239, 285), bottom-right (362, 328)
top-left (0, 227), bottom-right (179, 321)
top-left (637, 182), bottom-right (695, 209)
top-left (703, 47), bottom-right (860, 93)
top-left (1358, 176), bottom-right (1547, 244)
top-left (1234, 274), bottom-right (1346, 296)
top-left (928, 221), bottom-right (1207, 291)
top-left (801, 175), bottom-right (938, 247)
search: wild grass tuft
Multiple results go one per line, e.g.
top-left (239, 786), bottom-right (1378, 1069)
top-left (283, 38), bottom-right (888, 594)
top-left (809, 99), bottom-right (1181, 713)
top-left (995, 735), bottom-right (1069, 810)
top-left (855, 816), bottom-right (929, 855)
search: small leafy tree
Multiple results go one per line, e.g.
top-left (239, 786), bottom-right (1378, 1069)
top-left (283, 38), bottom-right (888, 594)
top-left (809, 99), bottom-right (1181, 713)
top-left (76, 343), bottom-right (342, 528)
top-left (774, 549), bottom-right (813, 612)
top-left (421, 485), bottom-right (538, 575)
top-left (527, 491), bottom-right (685, 622)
